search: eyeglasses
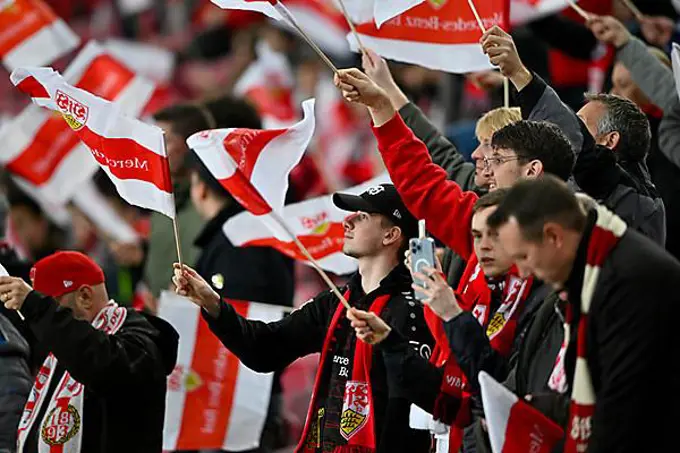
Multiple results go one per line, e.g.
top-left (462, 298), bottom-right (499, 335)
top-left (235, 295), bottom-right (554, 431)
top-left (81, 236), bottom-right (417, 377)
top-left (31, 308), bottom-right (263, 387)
top-left (482, 155), bottom-right (522, 169)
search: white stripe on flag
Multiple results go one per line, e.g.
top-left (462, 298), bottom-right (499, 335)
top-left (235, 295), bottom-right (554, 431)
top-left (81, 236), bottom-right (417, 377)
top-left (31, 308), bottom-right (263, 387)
top-left (210, 0), bottom-right (282, 20)
top-left (3, 18), bottom-right (79, 70)
top-left (373, 0), bottom-right (424, 28)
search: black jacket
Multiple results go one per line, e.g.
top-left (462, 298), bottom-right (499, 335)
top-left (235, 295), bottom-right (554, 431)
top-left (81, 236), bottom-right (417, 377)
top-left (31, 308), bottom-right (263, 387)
top-left (194, 203), bottom-right (294, 306)
top-left (0, 312), bottom-right (31, 452)
top-left (20, 291), bottom-right (179, 453)
top-left (558, 210), bottom-right (680, 452)
top-left (202, 265), bottom-right (434, 453)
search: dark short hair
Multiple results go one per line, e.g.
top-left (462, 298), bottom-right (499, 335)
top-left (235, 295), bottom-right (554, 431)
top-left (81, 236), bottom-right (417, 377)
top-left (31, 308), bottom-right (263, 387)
top-left (204, 95), bottom-right (262, 130)
top-left (584, 93), bottom-right (651, 162)
top-left (487, 175), bottom-right (587, 242)
top-left (473, 188), bottom-right (509, 214)
top-left (153, 104), bottom-right (213, 140)
top-left (491, 120), bottom-right (575, 181)
top-left (5, 181), bottom-right (43, 218)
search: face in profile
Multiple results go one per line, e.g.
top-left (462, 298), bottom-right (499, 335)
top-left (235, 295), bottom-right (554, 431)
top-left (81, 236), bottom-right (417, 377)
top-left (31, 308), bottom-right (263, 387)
top-left (471, 206), bottom-right (513, 278)
top-left (342, 212), bottom-right (396, 259)
top-left (470, 135), bottom-right (494, 189)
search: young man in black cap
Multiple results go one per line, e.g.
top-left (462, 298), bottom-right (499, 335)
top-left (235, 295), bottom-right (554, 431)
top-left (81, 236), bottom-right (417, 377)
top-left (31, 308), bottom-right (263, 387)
top-left (173, 184), bottom-right (434, 453)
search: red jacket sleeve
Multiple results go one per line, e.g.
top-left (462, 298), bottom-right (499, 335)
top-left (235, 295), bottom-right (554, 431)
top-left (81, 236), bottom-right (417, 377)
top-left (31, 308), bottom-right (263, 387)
top-left (373, 114), bottom-right (478, 260)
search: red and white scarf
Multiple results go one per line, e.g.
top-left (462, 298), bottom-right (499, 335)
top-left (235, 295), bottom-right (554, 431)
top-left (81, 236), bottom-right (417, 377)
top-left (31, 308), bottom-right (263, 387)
top-left (296, 291), bottom-right (391, 453)
top-left (16, 301), bottom-right (127, 453)
top-left (564, 205), bottom-right (626, 453)
top-left (423, 256), bottom-right (532, 452)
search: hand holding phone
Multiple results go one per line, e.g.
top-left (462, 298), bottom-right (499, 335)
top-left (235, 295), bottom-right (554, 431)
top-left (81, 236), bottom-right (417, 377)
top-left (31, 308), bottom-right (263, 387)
top-left (410, 220), bottom-right (435, 301)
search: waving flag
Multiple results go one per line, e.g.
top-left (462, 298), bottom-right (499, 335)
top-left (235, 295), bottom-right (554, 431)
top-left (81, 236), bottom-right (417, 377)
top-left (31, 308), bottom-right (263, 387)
top-left (0, 41), bottom-right (155, 204)
top-left (343, 0), bottom-right (424, 28)
top-left (159, 291), bottom-right (286, 451)
top-left (223, 173), bottom-right (390, 275)
top-left (0, 0), bottom-right (79, 71)
top-left (348, 0), bottom-right (507, 73)
top-left (187, 98), bottom-right (315, 216)
top-left (234, 42), bottom-right (297, 130)
top-left (11, 67), bottom-right (175, 218)
top-left (510, 0), bottom-right (573, 26)
top-left (479, 372), bottom-right (564, 453)
top-left (103, 39), bottom-right (176, 83)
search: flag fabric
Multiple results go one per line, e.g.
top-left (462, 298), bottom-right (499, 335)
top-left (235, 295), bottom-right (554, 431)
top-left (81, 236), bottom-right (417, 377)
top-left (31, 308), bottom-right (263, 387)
top-left (158, 291), bottom-right (286, 451)
top-left (347, 0), bottom-right (508, 73)
top-left (210, 0), bottom-right (281, 20)
top-left (103, 39), bottom-right (176, 83)
top-left (11, 67), bottom-right (175, 218)
top-left (0, 0), bottom-right (80, 71)
top-left (0, 41), bottom-right (156, 204)
top-left (234, 41), bottom-right (298, 130)
top-left (510, 0), bottom-right (572, 27)
top-left (479, 372), bottom-right (564, 453)
top-left (223, 173), bottom-right (390, 275)
top-left (186, 98), bottom-right (315, 216)
top-left (672, 42), bottom-right (680, 102)
top-left (342, 0), bottom-right (425, 28)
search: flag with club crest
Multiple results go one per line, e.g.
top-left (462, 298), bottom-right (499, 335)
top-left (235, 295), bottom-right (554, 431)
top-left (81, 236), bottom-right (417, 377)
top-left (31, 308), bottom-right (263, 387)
top-left (11, 67), bottom-right (175, 218)
top-left (0, 0), bottom-right (79, 71)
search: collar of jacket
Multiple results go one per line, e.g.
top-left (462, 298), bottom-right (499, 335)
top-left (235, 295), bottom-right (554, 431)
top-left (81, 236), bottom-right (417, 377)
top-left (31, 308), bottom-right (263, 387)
top-left (345, 262), bottom-right (412, 304)
top-left (563, 208), bottom-right (597, 305)
top-left (193, 202), bottom-right (244, 248)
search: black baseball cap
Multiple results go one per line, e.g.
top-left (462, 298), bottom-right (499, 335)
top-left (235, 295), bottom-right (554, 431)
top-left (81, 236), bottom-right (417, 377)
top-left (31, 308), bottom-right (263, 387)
top-left (333, 183), bottom-right (418, 238)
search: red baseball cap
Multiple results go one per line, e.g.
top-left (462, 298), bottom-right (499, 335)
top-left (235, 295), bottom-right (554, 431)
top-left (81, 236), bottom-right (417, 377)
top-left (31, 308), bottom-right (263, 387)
top-left (30, 251), bottom-right (105, 298)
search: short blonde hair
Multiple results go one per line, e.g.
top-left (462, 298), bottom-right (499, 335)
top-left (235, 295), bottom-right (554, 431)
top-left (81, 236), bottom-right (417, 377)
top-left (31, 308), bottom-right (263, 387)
top-left (475, 107), bottom-right (522, 140)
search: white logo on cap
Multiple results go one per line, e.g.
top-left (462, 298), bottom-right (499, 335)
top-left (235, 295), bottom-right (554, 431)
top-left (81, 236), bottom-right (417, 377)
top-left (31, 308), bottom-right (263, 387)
top-left (367, 186), bottom-right (385, 196)
top-left (393, 209), bottom-right (402, 219)
top-left (63, 280), bottom-right (73, 288)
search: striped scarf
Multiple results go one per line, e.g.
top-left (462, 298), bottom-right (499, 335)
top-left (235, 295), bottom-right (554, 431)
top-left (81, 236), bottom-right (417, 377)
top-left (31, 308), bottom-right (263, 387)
top-left (564, 205), bottom-right (627, 453)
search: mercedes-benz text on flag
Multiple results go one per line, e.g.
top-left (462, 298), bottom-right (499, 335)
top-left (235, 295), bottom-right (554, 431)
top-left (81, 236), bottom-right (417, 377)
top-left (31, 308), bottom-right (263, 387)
top-left (0, 0), bottom-right (79, 71)
top-left (186, 98), bottom-right (315, 216)
top-left (159, 291), bottom-right (286, 451)
top-left (0, 41), bottom-right (156, 204)
top-left (479, 372), bottom-right (564, 453)
top-left (348, 0), bottom-right (508, 73)
top-left (11, 67), bottom-right (175, 218)
top-left (223, 173), bottom-right (390, 275)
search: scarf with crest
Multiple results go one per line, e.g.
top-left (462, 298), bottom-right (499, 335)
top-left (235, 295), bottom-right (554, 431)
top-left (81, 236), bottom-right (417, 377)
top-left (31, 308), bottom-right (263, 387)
top-left (424, 255), bottom-right (532, 451)
top-left (16, 301), bottom-right (127, 453)
top-left (296, 289), bottom-right (391, 453)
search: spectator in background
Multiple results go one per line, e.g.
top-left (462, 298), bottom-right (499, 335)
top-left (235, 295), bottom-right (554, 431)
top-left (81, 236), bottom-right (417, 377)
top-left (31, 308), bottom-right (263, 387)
top-left (487, 176), bottom-right (680, 453)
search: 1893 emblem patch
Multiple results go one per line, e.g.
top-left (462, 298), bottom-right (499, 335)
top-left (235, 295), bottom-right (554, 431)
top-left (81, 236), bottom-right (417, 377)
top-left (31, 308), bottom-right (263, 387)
top-left (55, 90), bottom-right (89, 131)
top-left (340, 381), bottom-right (370, 440)
top-left (41, 404), bottom-right (81, 446)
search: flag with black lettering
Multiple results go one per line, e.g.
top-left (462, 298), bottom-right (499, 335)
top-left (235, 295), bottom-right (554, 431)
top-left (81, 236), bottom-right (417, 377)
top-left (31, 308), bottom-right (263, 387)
top-left (11, 66), bottom-right (175, 218)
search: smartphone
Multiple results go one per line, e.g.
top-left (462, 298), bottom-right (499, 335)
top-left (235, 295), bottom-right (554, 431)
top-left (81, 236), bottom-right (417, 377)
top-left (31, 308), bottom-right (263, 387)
top-left (410, 220), bottom-right (435, 301)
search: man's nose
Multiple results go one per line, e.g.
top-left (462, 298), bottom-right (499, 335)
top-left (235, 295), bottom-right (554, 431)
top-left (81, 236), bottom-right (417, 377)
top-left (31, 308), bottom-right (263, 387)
top-left (343, 213), bottom-right (358, 231)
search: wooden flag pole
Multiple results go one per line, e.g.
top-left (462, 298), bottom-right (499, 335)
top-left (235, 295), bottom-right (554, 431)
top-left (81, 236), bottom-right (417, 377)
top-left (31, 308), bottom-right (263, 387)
top-left (269, 210), bottom-right (351, 310)
top-left (566, 0), bottom-right (591, 20)
top-left (337, 0), bottom-right (367, 53)
top-left (273, 1), bottom-right (339, 74)
top-left (468, 0), bottom-right (486, 33)
top-left (172, 217), bottom-right (183, 270)
top-left (620, 0), bottom-right (644, 22)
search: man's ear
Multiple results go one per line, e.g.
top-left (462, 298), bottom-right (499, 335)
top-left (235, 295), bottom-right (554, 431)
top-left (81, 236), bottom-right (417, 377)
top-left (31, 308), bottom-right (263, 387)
top-left (76, 285), bottom-right (94, 310)
top-left (383, 226), bottom-right (402, 247)
top-left (602, 131), bottom-right (620, 150)
top-left (524, 159), bottom-right (544, 178)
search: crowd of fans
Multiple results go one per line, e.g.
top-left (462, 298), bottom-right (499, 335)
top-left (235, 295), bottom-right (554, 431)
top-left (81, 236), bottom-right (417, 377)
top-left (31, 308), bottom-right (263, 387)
top-left (1, 0), bottom-right (680, 452)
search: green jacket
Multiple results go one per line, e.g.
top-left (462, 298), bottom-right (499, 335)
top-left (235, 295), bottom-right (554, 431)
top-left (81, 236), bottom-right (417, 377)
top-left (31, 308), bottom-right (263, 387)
top-left (144, 181), bottom-right (205, 297)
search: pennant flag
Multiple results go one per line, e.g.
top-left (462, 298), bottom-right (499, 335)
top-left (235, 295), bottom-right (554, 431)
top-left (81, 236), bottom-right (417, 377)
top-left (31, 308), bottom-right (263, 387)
top-left (0, 41), bottom-right (156, 204)
top-left (479, 372), bottom-right (564, 453)
top-left (103, 39), bottom-right (176, 83)
top-left (71, 179), bottom-right (140, 243)
top-left (11, 67), bottom-right (175, 218)
top-left (347, 0), bottom-right (508, 73)
top-left (0, 0), bottom-right (80, 71)
top-left (223, 173), bottom-right (390, 275)
top-left (186, 98), bottom-right (315, 216)
top-left (234, 42), bottom-right (298, 130)
top-left (342, 0), bottom-right (425, 28)
top-left (158, 291), bottom-right (286, 451)
top-left (510, 0), bottom-right (572, 27)
top-left (672, 42), bottom-right (680, 102)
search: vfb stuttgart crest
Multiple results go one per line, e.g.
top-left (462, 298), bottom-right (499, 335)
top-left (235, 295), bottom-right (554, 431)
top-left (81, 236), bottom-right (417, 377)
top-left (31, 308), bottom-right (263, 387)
top-left (41, 404), bottom-right (81, 446)
top-left (55, 90), bottom-right (89, 131)
top-left (340, 381), bottom-right (370, 440)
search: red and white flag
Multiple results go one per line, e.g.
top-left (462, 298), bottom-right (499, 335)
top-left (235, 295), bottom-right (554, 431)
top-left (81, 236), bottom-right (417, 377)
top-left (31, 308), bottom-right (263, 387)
top-left (186, 98), bottom-right (315, 216)
top-left (342, 0), bottom-right (424, 28)
top-left (0, 0), bottom-right (79, 71)
top-left (158, 291), bottom-right (286, 451)
top-left (103, 39), bottom-right (176, 83)
top-left (11, 67), bottom-right (175, 218)
top-left (234, 42), bottom-right (298, 130)
top-left (479, 372), bottom-right (564, 453)
top-left (223, 173), bottom-right (390, 275)
top-left (510, 0), bottom-right (572, 27)
top-left (0, 41), bottom-right (156, 204)
top-left (348, 0), bottom-right (508, 73)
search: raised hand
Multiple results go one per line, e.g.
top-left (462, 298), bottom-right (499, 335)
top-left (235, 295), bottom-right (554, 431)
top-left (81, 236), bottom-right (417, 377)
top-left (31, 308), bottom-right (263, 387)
top-left (0, 276), bottom-right (33, 312)
top-left (587, 15), bottom-right (631, 48)
top-left (362, 48), bottom-right (409, 110)
top-left (172, 263), bottom-right (221, 318)
top-left (334, 68), bottom-right (396, 126)
top-left (347, 307), bottom-right (392, 345)
top-left (480, 26), bottom-right (532, 90)
top-left (412, 266), bottom-right (462, 322)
